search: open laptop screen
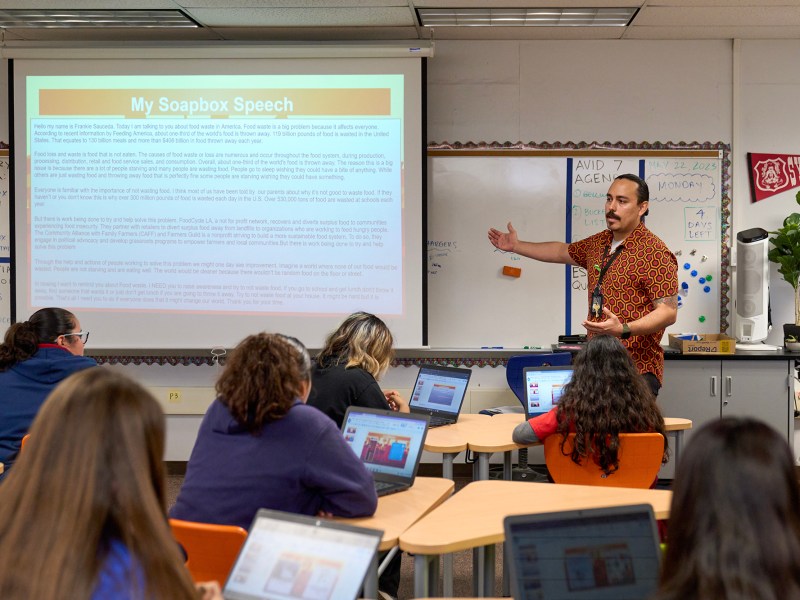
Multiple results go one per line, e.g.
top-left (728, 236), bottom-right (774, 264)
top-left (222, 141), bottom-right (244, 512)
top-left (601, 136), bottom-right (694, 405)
top-left (523, 366), bottom-right (573, 418)
top-left (341, 408), bottom-right (428, 480)
top-left (408, 364), bottom-right (471, 416)
top-left (505, 504), bottom-right (662, 600)
top-left (224, 508), bottom-right (382, 600)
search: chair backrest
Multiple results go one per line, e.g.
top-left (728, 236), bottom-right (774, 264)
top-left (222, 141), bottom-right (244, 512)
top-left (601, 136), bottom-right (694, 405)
top-left (169, 518), bottom-right (248, 584)
top-left (506, 353), bottom-right (572, 407)
top-left (544, 432), bottom-right (664, 488)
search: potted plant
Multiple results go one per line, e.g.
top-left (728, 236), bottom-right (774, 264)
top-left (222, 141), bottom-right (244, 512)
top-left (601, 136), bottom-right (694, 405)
top-left (767, 190), bottom-right (800, 347)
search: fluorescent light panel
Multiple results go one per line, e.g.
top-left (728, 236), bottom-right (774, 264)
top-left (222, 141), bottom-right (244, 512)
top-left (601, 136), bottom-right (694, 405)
top-left (418, 7), bottom-right (637, 27)
top-left (0, 9), bottom-right (199, 29)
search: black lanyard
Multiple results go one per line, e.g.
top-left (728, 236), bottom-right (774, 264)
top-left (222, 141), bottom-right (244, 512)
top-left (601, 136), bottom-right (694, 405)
top-left (590, 245), bottom-right (623, 318)
top-left (593, 245), bottom-right (623, 294)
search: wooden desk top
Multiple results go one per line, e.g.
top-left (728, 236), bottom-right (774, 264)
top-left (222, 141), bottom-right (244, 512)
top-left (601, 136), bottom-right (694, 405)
top-left (339, 476), bottom-right (454, 551)
top-left (399, 479), bottom-right (672, 555)
top-left (425, 413), bottom-right (692, 454)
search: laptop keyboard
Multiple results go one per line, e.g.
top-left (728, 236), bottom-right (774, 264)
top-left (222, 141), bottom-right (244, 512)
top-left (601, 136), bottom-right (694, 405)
top-left (428, 416), bottom-right (452, 428)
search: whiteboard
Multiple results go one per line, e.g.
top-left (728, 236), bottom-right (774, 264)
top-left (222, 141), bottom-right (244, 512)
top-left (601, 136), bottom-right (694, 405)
top-left (0, 149), bottom-right (9, 331)
top-left (427, 145), bottom-right (730, 348)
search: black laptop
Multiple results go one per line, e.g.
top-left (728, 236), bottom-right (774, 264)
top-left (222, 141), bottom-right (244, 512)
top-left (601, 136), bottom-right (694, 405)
top-left (504, 504), bottom-right (662, 600)
top-left (407, 364), bottom-right (472, 427)
top-left (341, 406), bottom-right (429, 496)
top-left (522, 365), bottom-right (574, 418)
top-left (223, 508), bottom-right (382, 600)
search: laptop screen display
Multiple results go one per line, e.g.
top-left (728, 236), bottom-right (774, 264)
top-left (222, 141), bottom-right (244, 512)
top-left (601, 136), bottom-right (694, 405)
top-left (523, 366), bottom-right (573, 417)
top-left (224, 510), bottom-right (381, 600)
top-left (505, 506), bottom-right (661, 600)
top-left (409, 365), bottom-right (471, 415)
top-left (341, 409), bottom-right (427, 479)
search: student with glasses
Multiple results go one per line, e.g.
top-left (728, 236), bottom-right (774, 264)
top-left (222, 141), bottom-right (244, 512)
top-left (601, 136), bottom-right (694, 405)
top-left (0, 307), bottom-right (96, 478)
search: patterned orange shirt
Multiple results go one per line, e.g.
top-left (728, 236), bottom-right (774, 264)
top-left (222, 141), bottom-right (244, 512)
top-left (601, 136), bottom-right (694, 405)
top-left (568, 223), bottom-right (678, 383)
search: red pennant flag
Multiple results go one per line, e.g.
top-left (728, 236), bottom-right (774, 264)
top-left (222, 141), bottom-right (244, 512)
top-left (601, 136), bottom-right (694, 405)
top-left (748, 152), bottom-right (800, 202)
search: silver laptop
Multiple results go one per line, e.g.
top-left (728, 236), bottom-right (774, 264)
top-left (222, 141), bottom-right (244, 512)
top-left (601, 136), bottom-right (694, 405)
top-left (522, 365), bottom-right (574, 418)
top-left (504, 504), bottom-right (662, 600)
top-left (223, 508), bottom-right (382, 600)
top-left (407, 364), bottom-right (472, 427)
top-left (341, 406), bottom-right (429, 497)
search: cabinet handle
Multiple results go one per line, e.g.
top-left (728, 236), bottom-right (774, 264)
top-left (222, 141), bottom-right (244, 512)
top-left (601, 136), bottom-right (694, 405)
top-left (711, 376), bottom-right (717, 397)
top-left (725, 375), bottom-right (732, 397)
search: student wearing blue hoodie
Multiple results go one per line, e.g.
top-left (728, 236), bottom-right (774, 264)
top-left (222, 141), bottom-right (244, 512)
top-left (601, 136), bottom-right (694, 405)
top-left (170, 333), bottom-right (377, 529)
top-left (0, 307), bottom-right (97, 477)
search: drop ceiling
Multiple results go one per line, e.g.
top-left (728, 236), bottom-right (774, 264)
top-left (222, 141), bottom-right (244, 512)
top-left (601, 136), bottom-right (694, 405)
top-left (0, 0), bottom-right (798, 43)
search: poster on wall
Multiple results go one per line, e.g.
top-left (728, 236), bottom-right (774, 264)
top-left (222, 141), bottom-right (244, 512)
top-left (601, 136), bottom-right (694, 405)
top-left (747, 152), bottom-right (800, 202)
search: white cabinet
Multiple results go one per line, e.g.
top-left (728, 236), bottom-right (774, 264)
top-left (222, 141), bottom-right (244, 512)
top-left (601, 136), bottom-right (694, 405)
top-left (657, 358), bottom-right (793, 477)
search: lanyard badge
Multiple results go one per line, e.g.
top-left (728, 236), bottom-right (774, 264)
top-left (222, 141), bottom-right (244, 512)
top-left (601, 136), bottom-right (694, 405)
top-left (590, 245), bottom-right (623, 320)
top-left (591, 287), bottom-right (603, 318)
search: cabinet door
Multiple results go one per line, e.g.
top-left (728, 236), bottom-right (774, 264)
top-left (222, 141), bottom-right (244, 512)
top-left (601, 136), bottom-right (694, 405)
top-left (722, 360), bottom-right (793, 441)
top-left (657, 360), bottom-right (721, 478)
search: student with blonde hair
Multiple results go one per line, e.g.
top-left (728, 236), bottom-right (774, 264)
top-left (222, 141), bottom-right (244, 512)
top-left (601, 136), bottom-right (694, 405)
top-left (0, 368), bottom-right (219, 600)
top-left (308, 311), bottom-right (407, 427)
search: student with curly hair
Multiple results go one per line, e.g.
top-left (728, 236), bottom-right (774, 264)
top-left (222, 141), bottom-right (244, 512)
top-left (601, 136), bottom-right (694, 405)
top-left (512, 334), bottom-right (667, 475)
top-left (0, 307), bottom-right (96, 476)
top-left (654, 417), bottom-right (800, 600)
top-left (0, 368), bottom-right (219, 600)
top-left (170, 333), bottom-right (377, 529)
top-left (307, 311), bottom-right (408, 428)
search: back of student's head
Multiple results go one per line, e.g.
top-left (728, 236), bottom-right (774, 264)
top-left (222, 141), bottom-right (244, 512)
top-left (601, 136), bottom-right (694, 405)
top-left (316, 311), bottom-right (394, 379)
top-left (657, 417), bottom-right (800, 600)
top-left (0, 307), bottom-right (77, 370)
top-left (217, 332), bottom-right (312, 433)
top-left (0, 368), bottom-right (196, 600)
top-left (556, 334), bottom-right (666, 473)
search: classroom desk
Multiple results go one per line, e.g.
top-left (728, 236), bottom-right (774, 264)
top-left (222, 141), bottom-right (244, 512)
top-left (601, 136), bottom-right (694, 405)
top-left (423, 414), bottom-right (480, 479)
top-left (399, 479), bottom-right (672, 598)
top-left (339, 476), bottom-right (454, 598)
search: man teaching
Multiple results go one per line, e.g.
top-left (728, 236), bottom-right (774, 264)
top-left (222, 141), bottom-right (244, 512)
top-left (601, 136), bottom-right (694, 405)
top-left (488, 173), bottom-right (678, 395)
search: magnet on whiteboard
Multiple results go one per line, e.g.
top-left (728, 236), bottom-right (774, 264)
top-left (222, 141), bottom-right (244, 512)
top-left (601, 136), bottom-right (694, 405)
top-left (502, 266), bottom-right (522, 278)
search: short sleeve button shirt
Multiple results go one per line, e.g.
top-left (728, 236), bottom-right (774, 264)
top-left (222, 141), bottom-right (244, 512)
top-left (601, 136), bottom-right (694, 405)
top-left (568, 223), bottom-right (678, 383)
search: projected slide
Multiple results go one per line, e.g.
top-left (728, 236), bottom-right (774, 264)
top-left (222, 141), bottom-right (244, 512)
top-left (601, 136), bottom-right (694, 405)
top-left (25, 75), bottom-right (404, 316)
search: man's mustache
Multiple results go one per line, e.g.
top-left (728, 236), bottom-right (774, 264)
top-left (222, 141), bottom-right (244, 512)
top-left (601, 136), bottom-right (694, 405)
top-left (606, 211), bottom-right (619, 220)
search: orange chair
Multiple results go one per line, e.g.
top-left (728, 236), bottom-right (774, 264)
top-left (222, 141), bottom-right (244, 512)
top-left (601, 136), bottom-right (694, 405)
top-left (169, 518), bottom-right (248, 584)
top-left (20, 434), bottom-right (30, 452)
top-left (544, 432), bottom-right (665, 489)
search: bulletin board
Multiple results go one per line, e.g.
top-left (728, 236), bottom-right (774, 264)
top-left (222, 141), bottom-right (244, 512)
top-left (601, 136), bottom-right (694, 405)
top-left (426, 142), bottom-right (731, 349)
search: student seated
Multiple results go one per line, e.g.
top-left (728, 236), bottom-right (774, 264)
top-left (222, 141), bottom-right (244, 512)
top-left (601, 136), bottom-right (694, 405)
top-left (307, 311), bottom-right (408, 427)
top-left (0, 307), bottom-right (97, 478)
top-left (170, 333), bottom-right (377, 529)
top-left (0, 368), bottom-right (220, 600)
top-left (654, 417), bottom-right (800, 600)
top-left (512, 334), bottom-right (668, 475)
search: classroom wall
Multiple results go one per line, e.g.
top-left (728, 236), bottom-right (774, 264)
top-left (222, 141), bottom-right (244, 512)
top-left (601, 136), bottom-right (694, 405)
top-left (3, 38), bottom-right (800, 460)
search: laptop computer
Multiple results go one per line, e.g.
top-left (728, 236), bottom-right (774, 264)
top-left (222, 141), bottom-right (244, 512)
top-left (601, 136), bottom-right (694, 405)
top-left (522, 365), bottom-right (574, 418)
top-left (341, 406), bottom-right (429, 497)
top-left (407, 364), bottom-right (472, 427)
top-left (504, 504), bottom-right (662, 600)
top-left (223, 508), bottom-right (382, 600)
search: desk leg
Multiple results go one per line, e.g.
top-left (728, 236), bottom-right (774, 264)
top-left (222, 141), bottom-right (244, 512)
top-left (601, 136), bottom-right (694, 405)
top-left (443, 554), bottom-right (454, 597)
top-left (364, 553), bottom-right (379, 599)
top-left (414, 553), bottom-right (439, 598)
top-left (503, 451), bottom-right (512, 480)
top-left (477, 452), bottom-right (491, 481)
top-left (502, 542), bottom-right (510, 597)
top-left (482, 543), bottom-right (496, 597)
top-left (673, 429), bottom-right (684, 467)
top-left (442, 452), bottom-right (458, 480)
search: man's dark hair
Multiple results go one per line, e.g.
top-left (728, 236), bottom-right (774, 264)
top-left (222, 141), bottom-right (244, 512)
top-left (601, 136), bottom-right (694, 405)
top-left (615, 173), bottom-right (649, 217)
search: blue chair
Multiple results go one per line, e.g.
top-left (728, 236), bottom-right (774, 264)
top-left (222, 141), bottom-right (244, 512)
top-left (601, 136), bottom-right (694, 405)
top-left (482, 352), bottom-right (572, 481)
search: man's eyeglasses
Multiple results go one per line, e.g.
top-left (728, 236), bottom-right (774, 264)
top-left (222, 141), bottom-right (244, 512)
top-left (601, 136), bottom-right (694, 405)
top-left (62, 331), bottom-right (90, 344)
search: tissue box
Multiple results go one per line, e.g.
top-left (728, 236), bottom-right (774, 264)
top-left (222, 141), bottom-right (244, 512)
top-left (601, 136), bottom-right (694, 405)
top-left (667, 333), bottom-right (736, 355)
